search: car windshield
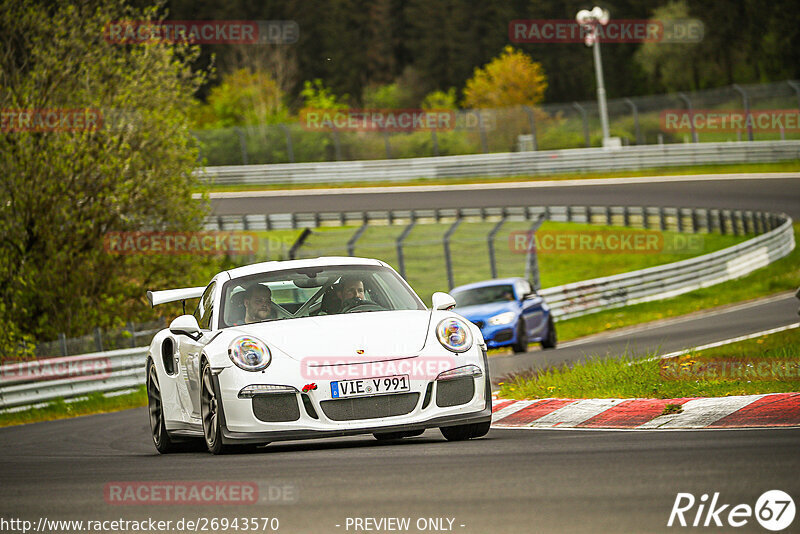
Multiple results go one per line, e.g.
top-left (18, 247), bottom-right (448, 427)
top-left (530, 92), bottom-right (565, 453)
top-left (219, 265), bottom-right (425, 327)
top-left (452, 285), bottom-right (515, 307)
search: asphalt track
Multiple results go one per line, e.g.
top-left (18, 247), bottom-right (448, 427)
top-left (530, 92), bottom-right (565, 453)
top-left (2, 173), bottom-right (798, 533)
top-left (1, 293), bottom-right (797, 534)
top-left (208, 174), bottom-right (800, 219)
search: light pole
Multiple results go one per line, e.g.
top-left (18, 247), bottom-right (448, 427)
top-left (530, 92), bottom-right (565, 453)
top-left (576, 6), bottom-right (614, 147)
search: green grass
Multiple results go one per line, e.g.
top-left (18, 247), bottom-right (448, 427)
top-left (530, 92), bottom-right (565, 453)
top-left (0, 386), bottom-right (146, 428)
top-left (554, 224), bottom-right (800, 343)
top-left (498, 327), bottom-right (800, 399)
top-left (201, 161), bottom-right (800, 192)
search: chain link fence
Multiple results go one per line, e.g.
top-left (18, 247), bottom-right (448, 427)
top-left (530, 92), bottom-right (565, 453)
top-left (194, 81), bottom-right (800, 166)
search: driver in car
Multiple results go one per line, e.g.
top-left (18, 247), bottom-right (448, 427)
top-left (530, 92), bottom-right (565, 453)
top-left (337, 275), bottom-right (367, 312)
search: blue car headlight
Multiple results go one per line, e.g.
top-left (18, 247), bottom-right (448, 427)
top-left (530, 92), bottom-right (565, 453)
top-left (436, 318), bottom-right (473, 353)
top-left (228, 336), bottom-right (271, 371)
top-left (488, 311), bottom-right (516, 326)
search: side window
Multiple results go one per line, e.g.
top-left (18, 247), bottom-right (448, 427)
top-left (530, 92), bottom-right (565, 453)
top-left (194, 282), bottom-right (216, 330)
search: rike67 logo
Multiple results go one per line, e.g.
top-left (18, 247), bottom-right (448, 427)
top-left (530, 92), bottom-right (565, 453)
top-left (668, 490), bottom-right (795, 531)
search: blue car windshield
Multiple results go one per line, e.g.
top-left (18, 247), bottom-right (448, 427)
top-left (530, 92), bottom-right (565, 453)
top-left (452, 285), bottom-right (515, 307)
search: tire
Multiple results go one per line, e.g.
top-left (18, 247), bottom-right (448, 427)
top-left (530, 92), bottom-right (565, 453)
top-left (468, 421), bottom-right (491, 438)
top-left (440, 421), bottom-right (491, 441)
top-left (373, 429), bottom-right (425, 441)
top-left (440, 424), bottom-right (473, 441)
top-left (541, 317), bottom-right (557, 350)
top-left (147, 359), bottom-right (180, 454)
top-left (200, 360), bottom-right (228, 455)
top-left (511, 320), bottom-right (528, 354)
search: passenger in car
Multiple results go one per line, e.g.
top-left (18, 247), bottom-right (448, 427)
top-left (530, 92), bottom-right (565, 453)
top-left (242, 284), bottom-right (288, 323)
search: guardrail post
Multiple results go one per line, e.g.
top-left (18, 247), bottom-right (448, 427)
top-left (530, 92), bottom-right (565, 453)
top-left (347, 223), bottom-right (369, 256)
top-left (522, 106), bottom-right (539, 150)
top-left (443, 216), bottom-right (463, 290)
top-left (690, 209), bottom-right (698, 233)
top-left (478, 112), bottom-right (489, 153)
top-left (234, 127), bottom-right (248, 165)
top-left (573, 102), bottom-right (591, 147)
top-left (524, 213), bottom-right (547, 290)
top-left (623, 206), bottom-right (630, 227)
top-left (279, 124), bottom-right (295, 163)
top-left (605, 206), bottom-right (612, 225)
top-left (396, 217), bottom-right (416, 279)
top-left (718, 210), bottom-right (727, 235)
top-left (431, 130), bottom-right (440, 156)
top-left (788, 81), bottom-right (800, 112)
top-left (676, 208), bottom-right (685, 233)
top-left (94, 328), bottom-right (103, 353)
top-left (59, 333), bottom-right (68, 356)
top-left (127, 322), bottom-right (136, 348)
top-left (383, 131), bottom-right (392, 159)
top-left (623, 98), bottom-right (643, 145)
top-left (732, 84), bottom-right (754, 142)
top-left (487, 215), bottom-right (507, 279)
top-left (659, 207), bottom-right (666, 231)
top-left (705, 209), bottom-right (713, 233)
top-left (331, 127), bottom-right (343, 161)
top-left (288, 228), bottom-right (312, 260)
top-left (677, 92), bottom-right (698, 143)
top-left (566, 205), bottom-right (573, 222)
top-left (742, 211), bottom-right (751, 235)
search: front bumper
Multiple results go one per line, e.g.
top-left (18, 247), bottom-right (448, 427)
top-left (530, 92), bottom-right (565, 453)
top-left (212, 349), bottom-right (492, 445)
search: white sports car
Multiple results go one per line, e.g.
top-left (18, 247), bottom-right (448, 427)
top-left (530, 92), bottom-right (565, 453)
top-left (145, 257), bottom-right (492, 454)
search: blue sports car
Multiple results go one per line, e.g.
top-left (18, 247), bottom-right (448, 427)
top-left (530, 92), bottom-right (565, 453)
top-left (450, 278), bottom-right (557, 353)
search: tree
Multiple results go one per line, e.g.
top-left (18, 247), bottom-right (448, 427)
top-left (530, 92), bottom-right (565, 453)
top-left (0, 0), bottom-right (212, 357)
top-left (634, 1), bottom-right (705, 92)
top-left (462, 46), bottom-right (548, 109)
top-left (193, 69), bottom-right (289, 128)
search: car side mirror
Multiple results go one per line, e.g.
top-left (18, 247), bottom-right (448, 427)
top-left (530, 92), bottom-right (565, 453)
top-left (432, 292), bottom-right (457, 311)
top-left (169, 314), bottom-right (202, 340)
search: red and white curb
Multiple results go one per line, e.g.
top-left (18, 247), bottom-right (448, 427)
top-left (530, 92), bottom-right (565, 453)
top-left (490, 393), bottom-right (800, 429)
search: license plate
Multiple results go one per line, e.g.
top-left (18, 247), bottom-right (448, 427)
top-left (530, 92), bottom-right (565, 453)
top-left (331, 375), bottom-right (410, 399)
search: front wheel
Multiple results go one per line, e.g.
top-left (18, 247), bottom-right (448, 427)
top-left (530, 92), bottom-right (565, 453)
top-left (440, 422), bottom-right (490, 441)
top-left (541, 317), bottom-right (557, 349)
top-left (201, 360), bottom-right (227, 455)
top-left (511, 320), bottom-right (528, 354)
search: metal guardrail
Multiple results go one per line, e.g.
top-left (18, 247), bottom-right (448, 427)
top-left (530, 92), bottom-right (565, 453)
top-left (539, 211), bottom-right (794, 320)
top-left (2, 206), bottom-right (794, 410)
top-left (199, 141), bottom-right (800, 186)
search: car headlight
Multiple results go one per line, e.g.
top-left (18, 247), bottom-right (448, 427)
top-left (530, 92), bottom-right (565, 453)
top-left (488, 311), bottom-right (516, 325)
top-left (436, 318), bottom-right (473, 353)
top-left (228, 336), bottom-right (271, 371)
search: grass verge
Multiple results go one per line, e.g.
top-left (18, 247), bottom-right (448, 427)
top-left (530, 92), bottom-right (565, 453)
top-left (201, 161), bottom-right (799, 192)
top-left (0, 386), bottom-right (146, 428)
top-left (553, 224), bottom-right (800, 343)
top-left (498, 326), bottom-right (800, 399)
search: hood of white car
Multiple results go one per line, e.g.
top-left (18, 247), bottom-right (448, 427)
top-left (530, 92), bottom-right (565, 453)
top-left (227, 310), bottom-right (432, 361)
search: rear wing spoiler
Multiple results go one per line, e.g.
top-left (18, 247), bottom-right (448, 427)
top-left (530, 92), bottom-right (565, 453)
top-left (147, 286), bottom-right (205, 307)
